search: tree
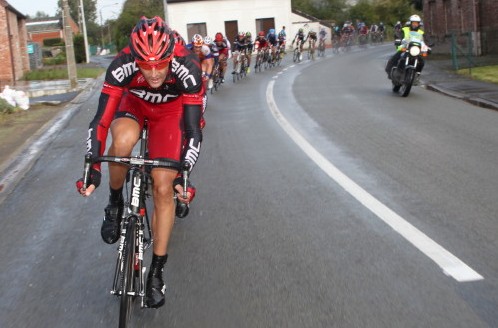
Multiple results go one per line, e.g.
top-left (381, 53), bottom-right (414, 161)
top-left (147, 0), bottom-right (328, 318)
top-left (112, 0), bottom-right (164, 50)
top-left (349, 0), bottom-right (376, 24)
top-left (292, 0), bottom-right (348, 23)
top-left (292, 0), bottom-right (418, 27)
top-left (34, 11), bottom-right (50, 18)
top-left (57, 0), bottom-right (97, 23)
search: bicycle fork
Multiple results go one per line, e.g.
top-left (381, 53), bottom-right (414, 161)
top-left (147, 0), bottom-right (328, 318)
top-left (110, 168), bottom-right (150, 308)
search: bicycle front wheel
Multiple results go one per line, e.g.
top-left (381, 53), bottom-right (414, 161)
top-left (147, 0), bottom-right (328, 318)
top-left (119, 221), bottom-right (136, 328)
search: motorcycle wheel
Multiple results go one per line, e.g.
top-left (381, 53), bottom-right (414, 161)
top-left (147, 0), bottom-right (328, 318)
top-left (399, 70), bottom-right (415, 97)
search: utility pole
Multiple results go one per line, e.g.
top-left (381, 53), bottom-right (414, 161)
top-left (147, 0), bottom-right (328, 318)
top-left (62, 0), bottom-right (77, 89)
top-left (79, 0), bottom-right (90, 63)
top-left (163, 0), bottom-right (169, 24)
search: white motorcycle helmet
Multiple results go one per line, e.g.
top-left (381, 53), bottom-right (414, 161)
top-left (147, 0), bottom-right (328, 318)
top-left (409, 14), bottom-right (421, 22)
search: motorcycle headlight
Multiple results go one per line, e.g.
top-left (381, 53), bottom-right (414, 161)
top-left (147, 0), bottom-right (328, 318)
top-left (409, 46), bottom-right (421, 56)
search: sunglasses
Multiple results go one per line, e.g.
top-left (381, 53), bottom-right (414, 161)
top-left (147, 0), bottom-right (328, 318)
top-left (135, 58), bottom-right (171, 70)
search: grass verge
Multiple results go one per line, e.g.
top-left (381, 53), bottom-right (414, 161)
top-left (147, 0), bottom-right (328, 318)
top-left (457, 65), bottom-right (498, 85)
top-left (23, 66), bottom-right (105, 80)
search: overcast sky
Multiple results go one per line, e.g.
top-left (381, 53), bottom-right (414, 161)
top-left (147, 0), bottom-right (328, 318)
top-left (10, 0), bottom-right (124, 22)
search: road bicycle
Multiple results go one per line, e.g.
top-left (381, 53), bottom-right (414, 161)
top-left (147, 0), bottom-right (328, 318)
top-left (274, 45), bottom-right (283, 66)
top-left (82, 121), bottom-right (186, 328)
top-left (263, 47), bottom-right (273, 70)
top-left (317, 39), bottom-right (325, 57)
top-left (293, 41), bottom-right (303, 63)
top-left (211, 62), bottom-right (222, 94)
top-left (307, 39), bottom-right (316, 60)
top-left (232, 49), bottom-right (249, 83)
top-left (332, 34), bottom-right (340, 54)
top-left (254, 41), bottom-right (265, 73)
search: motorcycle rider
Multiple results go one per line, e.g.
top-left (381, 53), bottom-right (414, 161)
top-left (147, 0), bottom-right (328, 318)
top-left (385, 14), bottom-right (427, 83)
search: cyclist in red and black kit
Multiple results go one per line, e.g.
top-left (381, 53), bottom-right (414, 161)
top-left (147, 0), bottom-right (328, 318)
top-left (214, 32), bottom-right (230, 82)
top-left (76, 16), bottom-right (204, 309)
top-left (254, 31), bottom-right (268, 69)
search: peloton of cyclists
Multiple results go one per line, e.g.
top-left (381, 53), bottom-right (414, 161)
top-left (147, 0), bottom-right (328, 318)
top-left (341, 22), bottom-right (355, 47)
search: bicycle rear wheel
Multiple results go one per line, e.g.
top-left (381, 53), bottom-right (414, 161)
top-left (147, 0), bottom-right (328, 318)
top-left (119, 221), bottom-right (136, 328)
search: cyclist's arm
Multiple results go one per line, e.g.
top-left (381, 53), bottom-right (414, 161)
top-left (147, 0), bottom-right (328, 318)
top-left (178, 52), bottom-right (204, 171)
top-left (87, 51), bottom-right (133, 171)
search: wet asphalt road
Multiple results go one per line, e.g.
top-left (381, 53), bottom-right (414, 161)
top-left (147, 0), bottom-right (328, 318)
top-left (1, 45), bottom-right (498, 327)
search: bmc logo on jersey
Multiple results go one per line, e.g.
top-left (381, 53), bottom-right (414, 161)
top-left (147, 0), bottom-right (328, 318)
top-left (129, 89), bottom-right (179, 103)
top-left (111, 61), bottom-right (139, 83)
top-left (171, 58), bottom-right (197, 88)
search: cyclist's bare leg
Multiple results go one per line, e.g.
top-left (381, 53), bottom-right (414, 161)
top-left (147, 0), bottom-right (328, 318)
top-left (246, 50), bottom-right (251, 68)
top-left (99, 117), bottom-right (140, 245)
top-left (219, 54), bottom-right (226, 79)
top-left (150, 168), bottom-right (177, 256)
top-left (232, 51), bottom-right (239, 72)
top-left (108, 117), bottom-right (141, 190)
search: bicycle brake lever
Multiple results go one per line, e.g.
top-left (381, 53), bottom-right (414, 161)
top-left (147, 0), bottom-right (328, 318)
top-left (181, 162), bottom-right (191, 199)
top-left (82, 153), bottom-right (92, 189)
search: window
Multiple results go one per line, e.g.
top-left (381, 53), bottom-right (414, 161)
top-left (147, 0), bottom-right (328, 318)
top-left (187, 23), bottom-right (207, 41)
top-left (255, 18), bottom-right (275, 36)
top-left (225, 20), bottom-right (238, 45)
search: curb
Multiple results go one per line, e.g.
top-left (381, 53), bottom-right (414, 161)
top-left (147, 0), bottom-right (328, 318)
top-left (0, 77), bottom-right (101, 204)
top-left (425, 83), bottom-right (498, 111)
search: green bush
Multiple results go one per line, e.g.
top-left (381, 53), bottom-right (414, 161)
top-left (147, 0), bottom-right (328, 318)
top-left (43, 38), bottom-right (64, 47)
top-left (42, 53), bottom-right (66, 65)
top-left (0, 97), bottom-right (17, 114)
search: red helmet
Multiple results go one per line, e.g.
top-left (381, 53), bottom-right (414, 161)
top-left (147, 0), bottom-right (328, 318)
top-left (258, 31), bottom-right (265, 37)
top-left (215, 32), bottom-right (224, 42)
top-left (129, 16), bottom-right (175, 62)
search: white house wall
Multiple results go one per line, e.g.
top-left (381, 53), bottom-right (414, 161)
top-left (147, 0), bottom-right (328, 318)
top-left (168, 0), bottom-right (291, 41)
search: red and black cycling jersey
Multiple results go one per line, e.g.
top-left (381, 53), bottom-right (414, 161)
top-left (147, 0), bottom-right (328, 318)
top-left (86, 43), bottom-right (204, 170)
top-left (254, 36), bottom-right (268, 49)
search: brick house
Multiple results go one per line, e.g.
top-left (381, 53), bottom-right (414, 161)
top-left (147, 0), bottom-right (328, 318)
top-left (0, 0), bottom-right (29, 86)
top-left (26, 16), bottom-right (79, 46)
top-left (423, 0), bottom-right (498, 55)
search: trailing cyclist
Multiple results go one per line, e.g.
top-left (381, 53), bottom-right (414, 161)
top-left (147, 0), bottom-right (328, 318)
top-left (291, 28), bottom-right (306, 58)
top-left (187, 34), bottom-right (215, 90)
top-left (204, 35), bottom-right (218, 88)
top-left (278, 26), bottom-right (287, 53)
top-left (245, 31), bottom-right (254, 70)
top-left (254, 31), bottom-right (269, 69)
top-left (214, 32), bottom-right (231, 83)
top-left (76, 16), bottom-right (204, 309)
top-left (266, 28), bottom-right (278, 64)
top-left (232, 31), bottom-right (249, 74)
top-left (305, 29), bottom-right (318, 57)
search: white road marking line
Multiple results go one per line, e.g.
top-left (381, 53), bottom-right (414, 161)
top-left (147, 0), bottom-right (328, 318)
top-left (266, 80), bottom-right (483, 282)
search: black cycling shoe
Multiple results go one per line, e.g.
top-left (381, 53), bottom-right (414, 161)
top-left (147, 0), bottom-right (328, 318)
top-left (146, 254), bottom-right (168, 308)
top-left (100, 199), bottom-right (123, 244)
top-left (175, 201), bottom-right (190, 218)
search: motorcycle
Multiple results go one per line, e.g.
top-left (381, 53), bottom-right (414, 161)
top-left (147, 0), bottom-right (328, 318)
top-left (389, 39), bottom-right (431, 97)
